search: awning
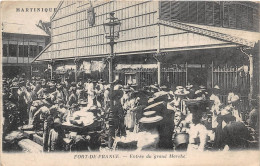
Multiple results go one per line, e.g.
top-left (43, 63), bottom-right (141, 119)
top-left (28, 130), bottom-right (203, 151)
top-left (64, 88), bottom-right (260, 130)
top-left (159, 20), bottom-right (260, 48)
top-left (186, 23), bottom-right (260, 46)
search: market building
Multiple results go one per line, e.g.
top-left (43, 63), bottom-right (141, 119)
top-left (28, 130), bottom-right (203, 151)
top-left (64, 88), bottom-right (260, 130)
top-left (33, 1), bottom-right (260, 110)
top-left (2, 22), bottom-right (50, 78)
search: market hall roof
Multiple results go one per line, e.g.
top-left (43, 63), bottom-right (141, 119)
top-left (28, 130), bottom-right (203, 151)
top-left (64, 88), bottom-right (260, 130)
top-left (33, 20), bottom-right (260, 63)
top-left (32, 1), bottom-right (260, 63)
top-left (2, 22), bottom-right (49, 36)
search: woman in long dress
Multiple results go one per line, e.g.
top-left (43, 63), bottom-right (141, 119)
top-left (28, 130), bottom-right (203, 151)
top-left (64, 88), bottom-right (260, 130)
top-left (187, 107), bottom-right (208, 152)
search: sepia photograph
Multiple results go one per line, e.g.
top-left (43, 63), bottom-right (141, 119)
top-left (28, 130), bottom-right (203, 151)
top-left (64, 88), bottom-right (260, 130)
top-left (1, 0), bottom-right (260, 165)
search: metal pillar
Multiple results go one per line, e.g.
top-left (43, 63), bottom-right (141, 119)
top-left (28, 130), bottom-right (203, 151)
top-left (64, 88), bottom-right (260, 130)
top-left (240, 47), bottom-right (254, 108)
top-left (108, 41), bottom-right (115, 83)
top-left (157, 61), bottom-right (161, 86)
top-left (108, 57), bottom-right (113, 83)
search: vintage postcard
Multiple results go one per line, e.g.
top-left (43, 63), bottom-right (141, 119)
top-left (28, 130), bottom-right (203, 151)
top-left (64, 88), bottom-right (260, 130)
top-left (1, 0), bottom-right (260, 166)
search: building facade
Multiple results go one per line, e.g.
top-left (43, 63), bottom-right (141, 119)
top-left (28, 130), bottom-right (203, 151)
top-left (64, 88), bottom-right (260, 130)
top-left (2, 23), bottom-right (50, 78)
top-left (33, 1), bottom-right (260, 110)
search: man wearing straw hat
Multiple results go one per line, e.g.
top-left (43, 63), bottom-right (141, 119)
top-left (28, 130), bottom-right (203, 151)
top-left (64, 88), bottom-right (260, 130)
top-left (226, 93), bottom-right (242, 122)
top-left (172, 86), bottom-right (190, 115)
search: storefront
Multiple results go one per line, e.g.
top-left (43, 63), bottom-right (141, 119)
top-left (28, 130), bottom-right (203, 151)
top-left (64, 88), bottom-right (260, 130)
top-left (32, 1), bottom-right (260, 107)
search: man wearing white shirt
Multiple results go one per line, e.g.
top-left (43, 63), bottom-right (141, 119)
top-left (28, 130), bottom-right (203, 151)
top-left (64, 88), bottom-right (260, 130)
top-left (87, 80), bottom-right (96, 107)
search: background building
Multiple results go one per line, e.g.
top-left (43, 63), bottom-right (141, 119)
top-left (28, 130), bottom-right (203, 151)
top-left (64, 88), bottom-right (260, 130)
top-left (2, 22), bottom-right (50, 78)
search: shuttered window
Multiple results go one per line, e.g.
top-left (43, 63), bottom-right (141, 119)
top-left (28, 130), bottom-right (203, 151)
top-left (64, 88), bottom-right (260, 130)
top-left (213, 2), bottom-right (221, 26)
top-left (19, 45), bottom-right (24, 57)
top-left (241, 5), bottom-right (248, 29)
top-left (3, 44), bottom-right (8, 57)
top-left (253, 8), bottom-right (259, 31)
top-left (180, 1), bottom-right (189, 22)
top-left (29, 45), bottom-right (34, 57)
top-left (205, 2), bottom-right (214, 25)
top-left (248, 7), bottom-right (253, 30)
top-left (223, 3), bottom-right (229, 27)
top-left (189, 1), bottom-right (198, 23)
top-left (236, 4), bottom-right (243, 29)
top-left (228, 4), bottom-right (236, 28)
top-left (198, 2), bottom-right (206, 24)
top-left (159, 1), bottom-right (259, 32)
top-left (160, 1), bottom-right (171, 21)
top-left (9, 44), bottom-right (17, 57)
top-left (24, 45), bottom-right (28, 57)
top-left (170, 1), bottom-right (180, 21)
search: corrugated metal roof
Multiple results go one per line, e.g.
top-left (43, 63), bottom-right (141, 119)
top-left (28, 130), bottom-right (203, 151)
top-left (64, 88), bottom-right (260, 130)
top-left (2, 22), bottom-right (49, 36)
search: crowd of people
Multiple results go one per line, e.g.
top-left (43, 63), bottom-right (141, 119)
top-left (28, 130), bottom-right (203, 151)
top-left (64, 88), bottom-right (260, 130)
top-left (2, 74), bottom-right (259, 152)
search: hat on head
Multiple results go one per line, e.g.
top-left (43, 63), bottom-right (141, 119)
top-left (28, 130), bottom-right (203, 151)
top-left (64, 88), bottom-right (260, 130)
top-left (195, 89), bottom-right (203, 95)
top-left (19, 81), bottom-right (25, 86)
top-left (70, 86), bottom-right (77, 91)
top-left (12, 78), bottom-right (18, 82)
top-left (11, 86), bottom-right (19, 89)
top-left (160, 85), bottom-right (167, 90)
top-left (144, 101), bottom-right (165, 111)
top-left (79, 100), bottom-right (88, 106)
top-left (143, 111), bottom-right (157, 117)
top-left (114, 84), bottom-right (123, 90)
top-left (112, 79), bottom-right (119, 84)
top-left (54, 118), bottom-right (61, 125)
top-left (71, 82), bottom-right (76, 87)
top-left (104, 84), bottom-right (110, 90)
top-left (150, 84), bottom-right (160, 90)
top-left (41, 79), bottom-right (46, 85)
top-left (77, 82), bottom-right (83, 88)
top-left (199, 85), bottom-right (206, 90)
top-left (186, 84), bottom-right (193, 89)
top-left (176, 86), bottom-right (184, 90)
top-left (71, 103), bottom-right (79, 109)
top-left (148, 91), bottom-right (169, 104)
top-left (139, 113), bottom-right (163, 124)
top-left (98, 79), bottom-right (105, 84)
top-left (221, 107), bottom-right (231, 116)
top-left (228, 94), bottom-right (240, 104)
top-left (36, 81), bottom-right (41, 85)
top-left (122, 85), bottom-right (131, 91)
top-left (174, 88), bottom-right (190, 96)
top-left (48, 83), bottom-right (56, 89)
top-left (56, 83), bottom-right (62, 89)
top-left (213, 85), bottom-right (220, 90)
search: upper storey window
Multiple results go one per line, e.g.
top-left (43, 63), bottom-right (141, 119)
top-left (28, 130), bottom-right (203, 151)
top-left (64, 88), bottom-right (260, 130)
top-left (159, 1), bottom-right (259, 32)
